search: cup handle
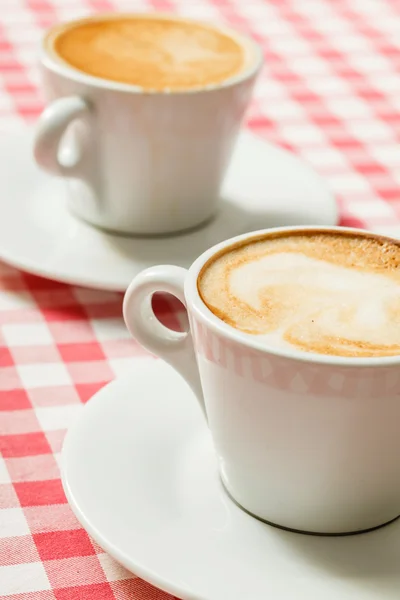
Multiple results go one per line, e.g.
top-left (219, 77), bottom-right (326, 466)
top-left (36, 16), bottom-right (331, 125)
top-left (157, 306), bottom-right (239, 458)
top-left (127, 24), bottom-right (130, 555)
top-left (123, 265), bottom-right (206, 418)
top-left (33, 96), bottom-right (90, 176)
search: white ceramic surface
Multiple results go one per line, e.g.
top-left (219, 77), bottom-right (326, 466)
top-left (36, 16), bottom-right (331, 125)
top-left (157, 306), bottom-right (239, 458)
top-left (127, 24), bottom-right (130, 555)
top-left (123, 226), bottom-right (400, 535)
top-left (0, 130), bottom-right (337, 291)
top-left (34, 14), bottom-right (262, 235)
top-left (62, 359), bottom-right (400, 600)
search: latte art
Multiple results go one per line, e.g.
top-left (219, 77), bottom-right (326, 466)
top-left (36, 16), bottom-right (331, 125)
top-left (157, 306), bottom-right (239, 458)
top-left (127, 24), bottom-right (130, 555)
top-left (198, 232), bottom-right (400, 357)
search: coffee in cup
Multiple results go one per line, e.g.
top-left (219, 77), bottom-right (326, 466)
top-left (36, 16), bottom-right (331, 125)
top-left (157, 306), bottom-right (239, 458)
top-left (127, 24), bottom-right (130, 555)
top-left (198, 229), bottom-right (400, 357)
top-left (123, 226), bottom-right (400, 535)
top-left (52, 16), bottom-right (247, 91)
top-left (34, 14), bottom-right (262, 235)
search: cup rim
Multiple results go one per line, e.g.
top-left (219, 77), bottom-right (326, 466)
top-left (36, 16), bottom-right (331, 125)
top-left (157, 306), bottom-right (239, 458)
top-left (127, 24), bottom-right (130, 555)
top-left (185, 225), bottom-right (400, 368)
top-left (40, 12), bottom-right (263, 95)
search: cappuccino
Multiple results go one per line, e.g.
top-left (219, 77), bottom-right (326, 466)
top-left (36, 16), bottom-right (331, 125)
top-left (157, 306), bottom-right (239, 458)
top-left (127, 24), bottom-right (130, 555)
top-left (198, 231), bottom-right (400, 357)
top-left (50, 16), bottom-right (246, 91)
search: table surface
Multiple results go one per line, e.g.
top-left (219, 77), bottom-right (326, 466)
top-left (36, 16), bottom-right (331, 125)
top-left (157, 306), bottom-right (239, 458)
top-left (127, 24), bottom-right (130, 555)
top-left (1, 0), bottom-right (400, 598)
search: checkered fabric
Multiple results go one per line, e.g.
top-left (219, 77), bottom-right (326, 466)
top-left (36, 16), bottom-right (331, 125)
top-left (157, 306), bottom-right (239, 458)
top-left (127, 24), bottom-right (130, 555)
top-left (1, 0), bottom-right (400, 598)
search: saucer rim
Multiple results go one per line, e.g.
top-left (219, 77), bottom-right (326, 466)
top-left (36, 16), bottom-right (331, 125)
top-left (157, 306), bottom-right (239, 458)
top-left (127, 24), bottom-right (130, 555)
top-left (0, 128), bottom-right (338, 291)
top-left (61, 360), bottom-right (400, 600)
top-left (61, 373), bottom-right (205, 600)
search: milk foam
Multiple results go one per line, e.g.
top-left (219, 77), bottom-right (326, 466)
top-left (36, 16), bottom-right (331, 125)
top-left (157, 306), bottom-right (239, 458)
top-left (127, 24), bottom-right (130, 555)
top-left (198, 233), bottom-right (400, 357)
top-left (52, 17), bottom-right (245, 90)
top-left (231, 252), bottom-right (400, 353)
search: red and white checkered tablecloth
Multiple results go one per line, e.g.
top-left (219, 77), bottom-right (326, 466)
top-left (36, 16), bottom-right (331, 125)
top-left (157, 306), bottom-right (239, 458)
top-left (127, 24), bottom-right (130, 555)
top-left (1, 0), bottom-right (400, 598)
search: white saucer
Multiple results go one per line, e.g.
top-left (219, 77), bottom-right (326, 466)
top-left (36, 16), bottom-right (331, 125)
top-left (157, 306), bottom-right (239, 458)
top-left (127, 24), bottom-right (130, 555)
top-left (63, 359), bottom-right (400, 600)
top-left (0, 130), bottom-right (337, 291)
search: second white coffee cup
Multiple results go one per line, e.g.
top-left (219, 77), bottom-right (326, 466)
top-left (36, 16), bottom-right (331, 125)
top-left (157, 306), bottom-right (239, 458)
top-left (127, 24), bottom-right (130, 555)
top-left (33, 13), bottom-right (262, 235)
top-left (123, 225), bottom-right (400, 536)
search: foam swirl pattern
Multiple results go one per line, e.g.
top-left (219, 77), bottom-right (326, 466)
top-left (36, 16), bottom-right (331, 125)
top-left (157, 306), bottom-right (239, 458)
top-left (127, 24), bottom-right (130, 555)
top-left (198, 233), bottom-right (400, 357)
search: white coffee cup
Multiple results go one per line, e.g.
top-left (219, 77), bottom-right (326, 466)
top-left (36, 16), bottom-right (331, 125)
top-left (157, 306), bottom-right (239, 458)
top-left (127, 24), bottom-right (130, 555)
top-left (123, 225), bottom-right (400, 536)
top-left (33, 13), bottom-right (262, 235)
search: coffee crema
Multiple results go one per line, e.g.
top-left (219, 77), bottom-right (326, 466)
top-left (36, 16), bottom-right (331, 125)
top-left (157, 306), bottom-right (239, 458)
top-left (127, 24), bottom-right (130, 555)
top-left (198, 231), bottom-right (400, 358)
top-left (52, 17), bottom-right (245, 90)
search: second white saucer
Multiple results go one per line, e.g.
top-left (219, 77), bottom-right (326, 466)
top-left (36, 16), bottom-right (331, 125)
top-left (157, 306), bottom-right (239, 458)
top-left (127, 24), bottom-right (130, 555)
top-left (63, 359), bottom-right (400, 600)
top-left (0, 129), bottom-right (337, 291)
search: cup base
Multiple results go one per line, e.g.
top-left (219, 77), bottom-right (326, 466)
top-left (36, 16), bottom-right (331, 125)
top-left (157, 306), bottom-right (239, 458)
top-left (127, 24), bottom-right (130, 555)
top-left (69, 203), bottom-right (217, 238)
top-left (221, 478), bottom-right (400, 537)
